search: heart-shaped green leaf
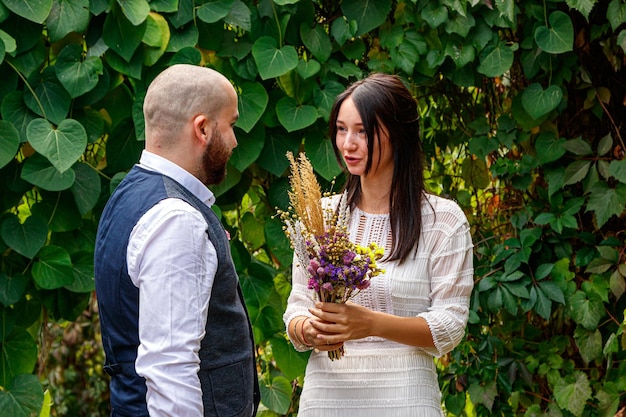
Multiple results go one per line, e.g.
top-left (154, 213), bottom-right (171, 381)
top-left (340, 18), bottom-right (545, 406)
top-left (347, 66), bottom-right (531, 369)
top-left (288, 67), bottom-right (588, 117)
top-left (314, 80), bottom-right (344, 121)
top-left (521, 83), bottom-right (563, 120)
top-left (446, 11), bottom-right (475, 38)
top-left (0, 28), bottom-right (16, 56)
top-left (259, 376), bottom-right (292, 415)
top-left (118, 0), bottom-right (150, 26)
top-left (256, 133), bottom-right (300, 177)
top-left (197, 0), bottom-right (234, 23)
top-left (106, 47), bottom-right (143, 79)
top-left (21, 153), bottom-right (76, 191)
top-left (251, 36), bottom-right (298, 80)
top-left (297, 58), bottom-right (321, 80)
top-left (305, 133), bottom-right (342, 182)
top-left (391, 42), bottom-right (419, 74)
top-left (103, 118), bottom-right (144, 175)
top-left (24, 67), bottom-right (71, 125)
top-left (2, 91), bottom-right (36, 143)
top-left (0, 331), bottom-right (39, 389)
top-left (71, 162), bottom-right (102, 215)
top-left (223, 0), bottom-right (251, 32)
top-left (0, 120), bottom-right (20, 168)
top-left (421, 2), bottom-right (448, 28)
top-left (1, 0), bottom-right (52, 23)
top-left (380, 23), bottom-right (404, 50)
top-left (446, 42), bottom-right (476, 69)
top-left (300, 24), bottom-right (332, 63)
top-left (231, 125), bottom-right (265, 172)
top-left (103, 6), bottom-right (146, 62)
top-left (0, 273), bottom-right (29, 307)
top-left (330, 17), bottom-right (355, 46)
top-left (143, 11), bottom-right (169, 47)
top-left (236, 82), bottom-right (268, 133)
top-left (534, 11), bottom-right (574, 54)
top-left (27, 118), bottom-right (87, 173)
top-left (55, 44), bottom-right (103, 98)
top-left (65, 252), bottom-right (95, 293)
top-left (341, 0), bottom-right (391, 36)
top-left (46, 0), bottom-right (90, 42)
top-left (169, 46), bottom-right (202, 66)
top-left (32, 245), bottom-right (74, 290)
top-left (276, 97), bottom-right (318, 132)
top-left (608, 0), bottom-right (626, 31)
top-left (535, 132), bottom-right (566, 164)
top-left (73, 107), bottom-right (107, 144)
top-left (477, 40), bottom-right (515, 77)
top-left (263, 219), bottom-right (293, 269)
top-left (142, 12), bottom-right (170, 66)
top-left (0, 214), bottom-right (48, 259)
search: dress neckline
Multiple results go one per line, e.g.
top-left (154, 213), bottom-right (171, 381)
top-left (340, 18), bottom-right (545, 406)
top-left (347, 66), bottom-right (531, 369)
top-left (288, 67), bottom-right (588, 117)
top-left (353, 206), bottom-right (390, 218)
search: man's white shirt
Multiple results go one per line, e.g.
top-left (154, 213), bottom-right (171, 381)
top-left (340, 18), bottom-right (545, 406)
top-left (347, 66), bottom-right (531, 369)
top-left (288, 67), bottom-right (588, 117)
top-left (126, 150), bottom-right (217, 416)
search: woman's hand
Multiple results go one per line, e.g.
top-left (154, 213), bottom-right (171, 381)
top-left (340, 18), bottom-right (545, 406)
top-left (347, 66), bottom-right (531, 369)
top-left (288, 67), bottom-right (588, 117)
top-left (301, 315), bottom-right (344, 352)
top-left (308, 302), bottom-right (436, 348)
top-left (308, 301), bottom-right (375, 346)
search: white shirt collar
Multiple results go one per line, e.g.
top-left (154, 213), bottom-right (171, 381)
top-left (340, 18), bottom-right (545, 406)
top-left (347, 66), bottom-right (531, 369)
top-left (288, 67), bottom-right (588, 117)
top-left (138, 150), bottom-right (215, 207)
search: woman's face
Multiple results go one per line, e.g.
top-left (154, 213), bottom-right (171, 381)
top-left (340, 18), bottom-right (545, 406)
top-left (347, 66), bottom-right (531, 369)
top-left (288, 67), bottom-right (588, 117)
top-left (335, 96), bottom-right (393, 180)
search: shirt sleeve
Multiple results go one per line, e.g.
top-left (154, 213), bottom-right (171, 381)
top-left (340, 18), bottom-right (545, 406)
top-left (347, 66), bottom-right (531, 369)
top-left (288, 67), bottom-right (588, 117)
top-left (127, 198), bottom-right (217, 416)
top-left (417, 204), bottom-right (474, 358)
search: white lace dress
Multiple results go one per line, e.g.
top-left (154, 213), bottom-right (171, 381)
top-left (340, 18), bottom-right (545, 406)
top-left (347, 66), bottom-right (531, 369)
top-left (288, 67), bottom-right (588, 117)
top-left (283, 193), bottom-right (474, 417)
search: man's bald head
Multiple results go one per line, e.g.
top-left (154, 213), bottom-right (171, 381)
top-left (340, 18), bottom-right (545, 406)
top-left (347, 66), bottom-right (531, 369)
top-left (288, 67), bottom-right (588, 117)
top-left (143, 64), bottom-right (236, 149)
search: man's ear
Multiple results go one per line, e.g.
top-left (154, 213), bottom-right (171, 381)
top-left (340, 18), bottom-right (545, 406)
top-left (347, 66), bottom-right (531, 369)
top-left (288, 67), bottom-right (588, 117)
top-left (192, 114), bottom-right (212, 146)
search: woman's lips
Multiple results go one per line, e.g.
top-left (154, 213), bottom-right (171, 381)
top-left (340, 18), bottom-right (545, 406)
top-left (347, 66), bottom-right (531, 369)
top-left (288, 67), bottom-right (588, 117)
top-left (343, 155), bottom-right (360, 165)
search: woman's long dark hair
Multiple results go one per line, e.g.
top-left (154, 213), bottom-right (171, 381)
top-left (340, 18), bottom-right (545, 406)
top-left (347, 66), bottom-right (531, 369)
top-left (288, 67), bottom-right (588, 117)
top-left (329, 73), bottom-right (426, 264)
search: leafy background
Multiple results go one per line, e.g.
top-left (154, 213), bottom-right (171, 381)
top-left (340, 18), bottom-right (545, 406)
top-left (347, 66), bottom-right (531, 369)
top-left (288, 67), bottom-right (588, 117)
top-left (0, 0), bottom-right (625, 416)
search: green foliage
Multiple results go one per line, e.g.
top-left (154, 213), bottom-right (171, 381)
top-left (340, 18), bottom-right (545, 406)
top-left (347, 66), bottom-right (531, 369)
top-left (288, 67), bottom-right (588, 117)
top-left (0, 0), bottom-right (625, 416)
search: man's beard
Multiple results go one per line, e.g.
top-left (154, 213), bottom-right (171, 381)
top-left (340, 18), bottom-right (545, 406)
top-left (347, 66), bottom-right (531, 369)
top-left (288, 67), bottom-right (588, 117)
top-left (202, 129), bottom-right (231, 185)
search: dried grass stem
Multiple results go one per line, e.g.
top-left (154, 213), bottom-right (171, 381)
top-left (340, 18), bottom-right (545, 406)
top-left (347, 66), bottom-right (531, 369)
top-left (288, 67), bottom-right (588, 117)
top-left (286, 151), bottom-right (325, 238)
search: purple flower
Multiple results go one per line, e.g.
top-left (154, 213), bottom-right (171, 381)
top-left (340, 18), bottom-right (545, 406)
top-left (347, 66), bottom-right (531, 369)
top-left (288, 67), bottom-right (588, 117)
top-left (342, 251), bottom-right (356, 264)
top-left (356, 280), bottom-right (371, 290)
top-left (308, 278), bottom-right (320, 291)
top-left (309, 258), bottom-right (320, 270)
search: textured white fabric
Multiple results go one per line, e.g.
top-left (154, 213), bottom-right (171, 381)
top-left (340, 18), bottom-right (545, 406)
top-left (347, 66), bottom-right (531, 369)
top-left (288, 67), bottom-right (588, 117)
top-left (127, 151), bottom-right (218, 416)
top-left (284, 193), bottom-right (474, 417)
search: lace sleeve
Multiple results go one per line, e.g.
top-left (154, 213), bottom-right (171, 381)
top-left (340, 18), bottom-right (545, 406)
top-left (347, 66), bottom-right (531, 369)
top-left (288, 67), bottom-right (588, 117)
top-left (283, 253), bottom-right (315, 351)
top-left (417, 203), bottom-right (474, 357)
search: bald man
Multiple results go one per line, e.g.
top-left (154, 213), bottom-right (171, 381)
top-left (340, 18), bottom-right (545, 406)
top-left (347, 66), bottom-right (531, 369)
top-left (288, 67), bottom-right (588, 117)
top-left (95, 65), bottom-right (260, 417)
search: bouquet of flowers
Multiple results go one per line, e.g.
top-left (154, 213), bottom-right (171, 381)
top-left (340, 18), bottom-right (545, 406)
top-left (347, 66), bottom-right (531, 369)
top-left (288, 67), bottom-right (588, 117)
top-left (279, 152), bottom-right (384, 360)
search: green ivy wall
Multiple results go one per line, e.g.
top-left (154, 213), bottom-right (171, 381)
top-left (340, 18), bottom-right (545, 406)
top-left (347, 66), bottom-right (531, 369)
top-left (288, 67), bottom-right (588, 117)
top-left (0, 0), bottom-right (625, 416)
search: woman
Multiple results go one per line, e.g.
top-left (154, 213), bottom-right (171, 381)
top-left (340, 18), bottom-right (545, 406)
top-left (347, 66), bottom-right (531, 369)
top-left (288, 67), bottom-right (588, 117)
top-left (283, 73), bottom-right (474, 416)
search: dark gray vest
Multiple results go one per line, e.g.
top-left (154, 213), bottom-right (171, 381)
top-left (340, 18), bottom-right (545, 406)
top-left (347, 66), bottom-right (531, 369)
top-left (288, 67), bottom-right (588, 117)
top-left (95, 166), bottom-right (259, 417)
